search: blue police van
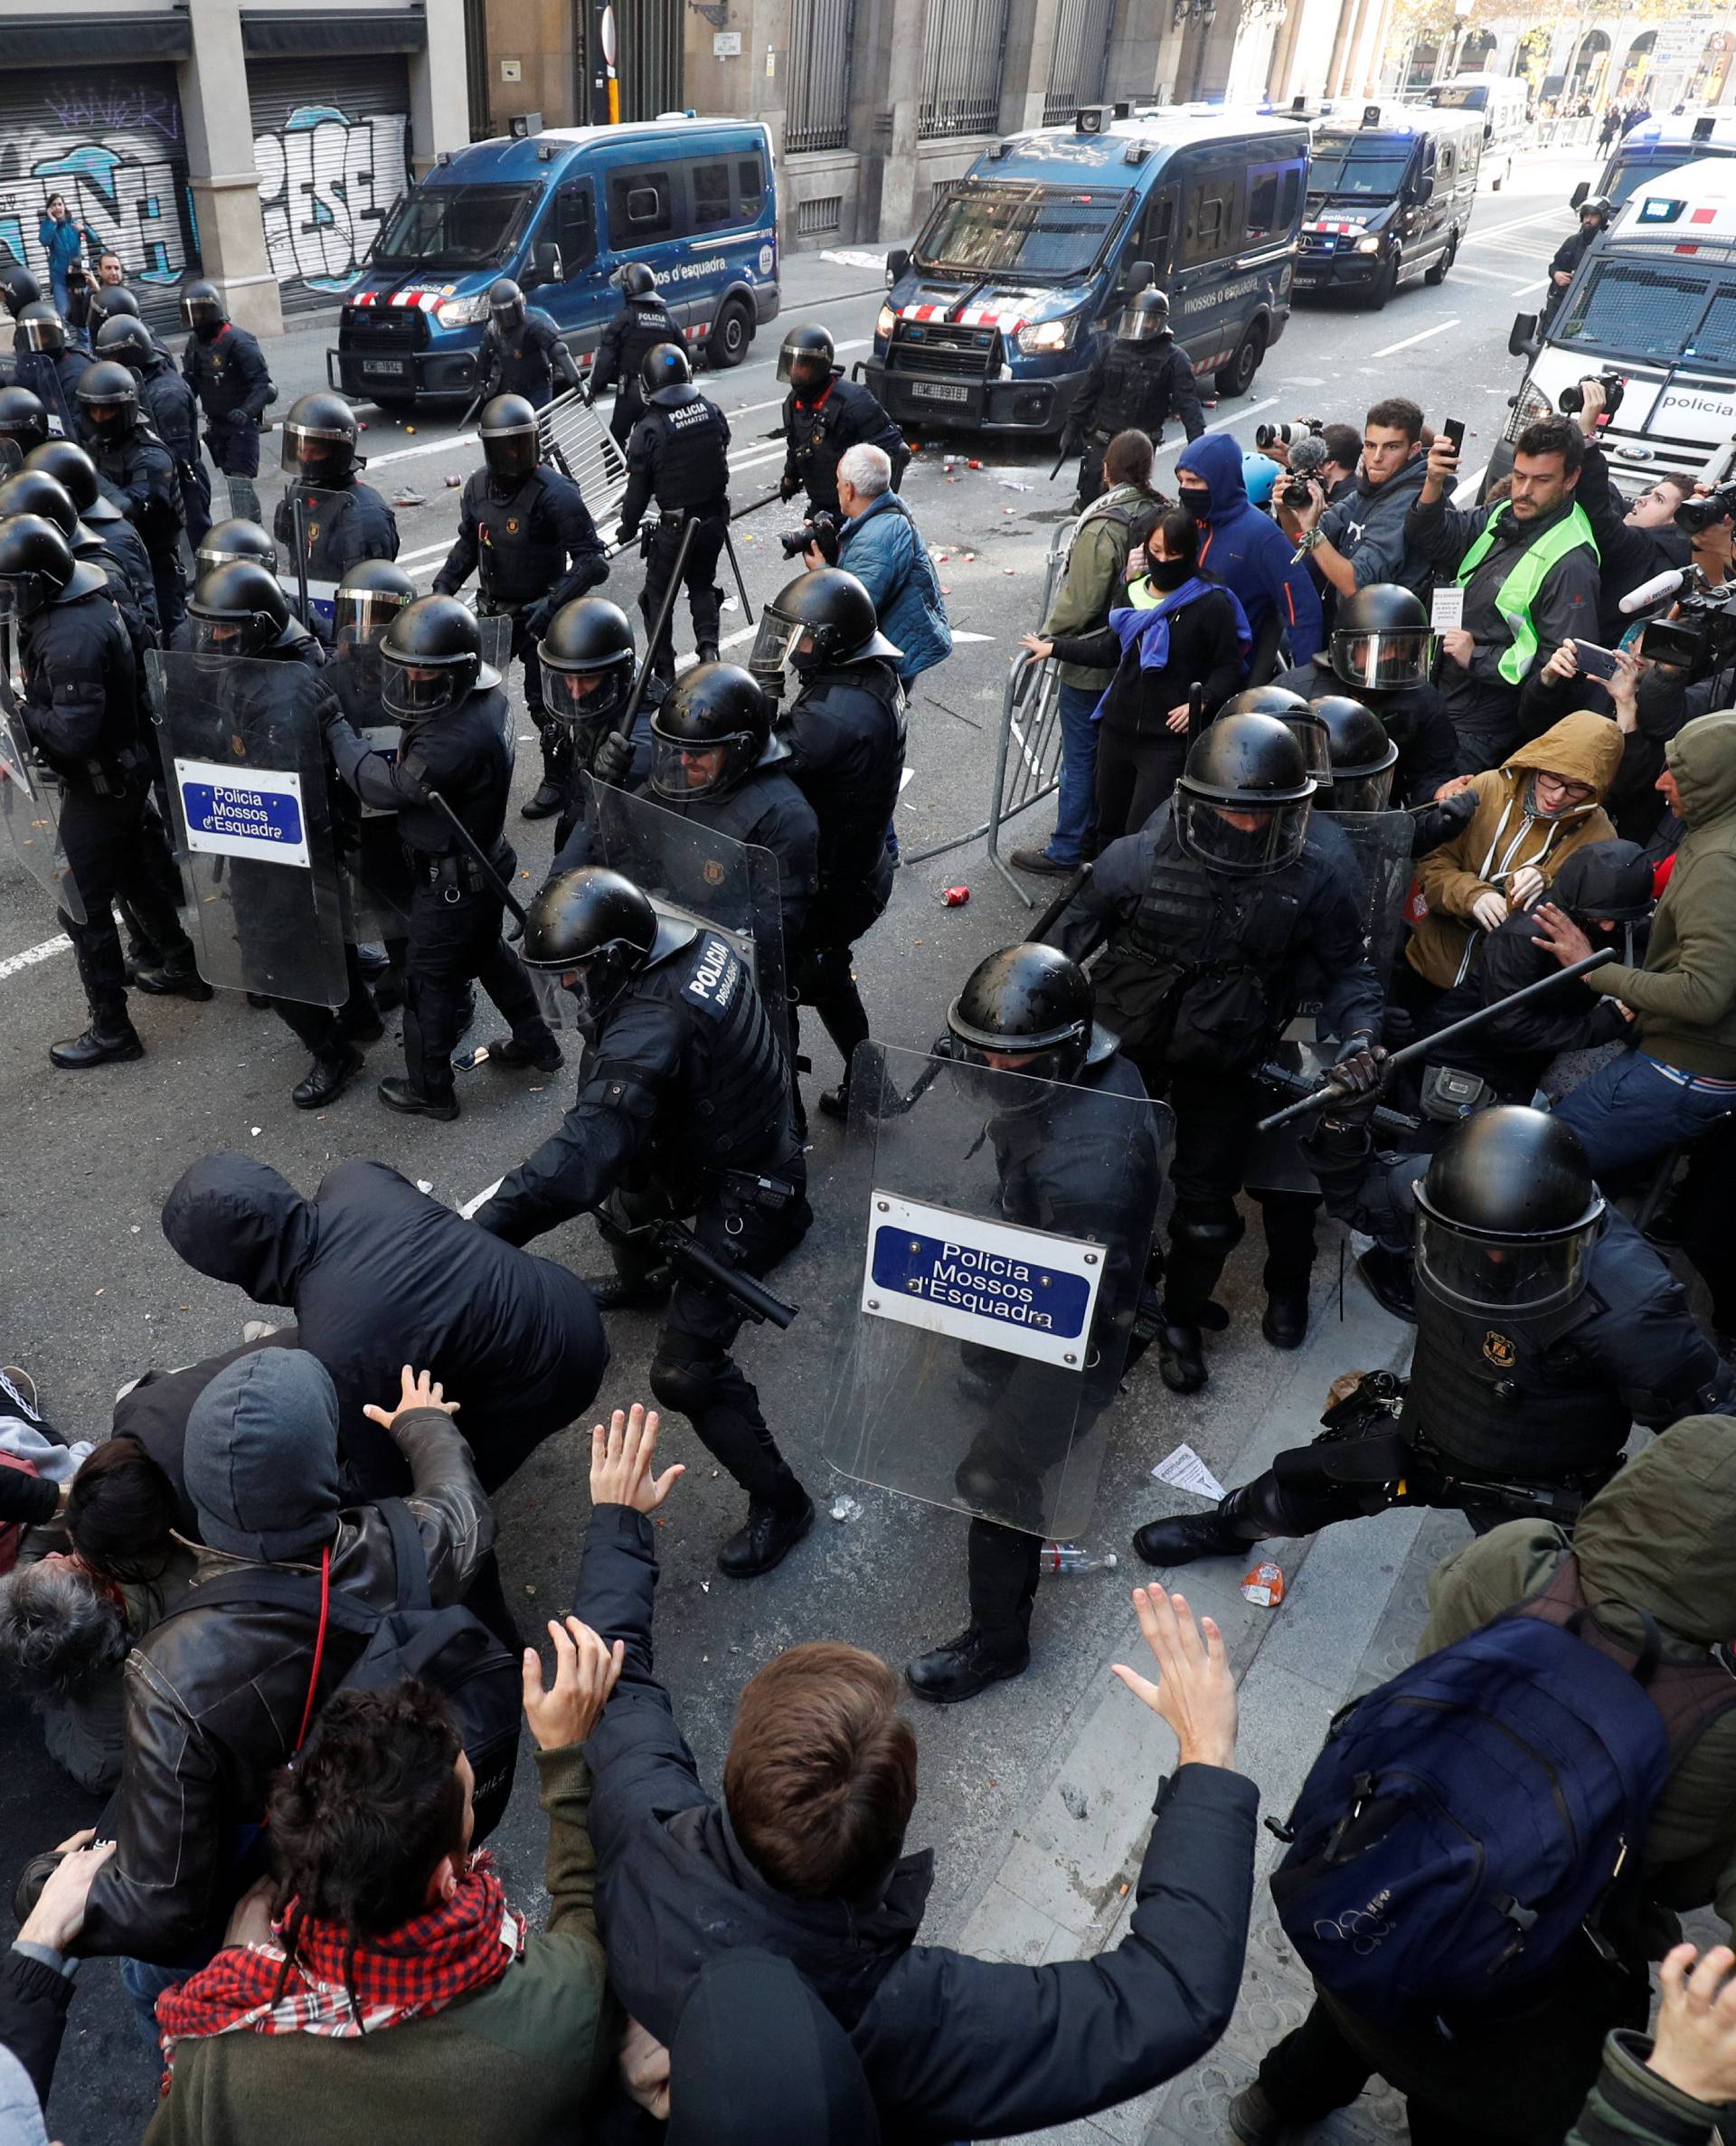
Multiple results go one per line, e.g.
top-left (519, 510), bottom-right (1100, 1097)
top-left (864, 104), bottom-right (1309, 438)
top-left (327, 117), bottom-right (778, 408)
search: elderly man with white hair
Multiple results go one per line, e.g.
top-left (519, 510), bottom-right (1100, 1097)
top-left (805, 441), bottom-right (951, 687)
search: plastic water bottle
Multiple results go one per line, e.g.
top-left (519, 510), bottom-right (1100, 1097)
top-left (1039, 1542), bottom-right (1118, 1574)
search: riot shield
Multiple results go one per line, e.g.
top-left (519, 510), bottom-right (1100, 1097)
top-left (550, 770), bottom-right (789, 1061)
top-left (474, 610), bottom-right (517, 770)
top-left (1319, 808), bottom-right (1414, 978)
top-left (820, 1043), bottom-right (1170, 1540)
top-left (147, 650), bottom-right (350, 1007)
top-left (0, 626), bottom-right (84, 923)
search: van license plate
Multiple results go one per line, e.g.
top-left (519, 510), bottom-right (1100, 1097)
top-left (912, 381), bottom-right (969, 403)
top-left (361, 358), bottom-right (409, 380)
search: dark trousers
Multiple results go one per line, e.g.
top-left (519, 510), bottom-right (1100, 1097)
top-left (270, 941), bottom-right (377, 1059)
top-left (205, 417), bottom-right (262, 527)
top-left (178, 457), bottom-right (213, 549)
top-left (1441, 680), bottom-right (1523, 774)
top-left (401, 864), bottom-right (552, 1103)
top-left (59, 781), bottom-right (194, 1026)
top-left (148, 547), bottom-right (187, 642)
top-left (1117, 1063), bottom-right (1263, 1322)
top-left (793, 941), bottom-right (872, 1090)
top-left (500, 602), bottom-right (571, 792)
top-left (639, 513), bottom-right (727, 682)
top-left (1094, 724), bottom-right (1184, 847)
top-left (1677, 1113), bottom-right (1736, 1330)
top-left (1252, 1187), bottom-right (1320, 1294)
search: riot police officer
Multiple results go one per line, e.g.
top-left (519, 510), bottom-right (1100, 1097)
top-left (12, 307), bottom-right (86, 436)
top-left (0, 515), bottom-right (204, 1064)
top-left (1135, 1104), bottom-right (1736, 1566)
top-left (1053, 713), bottom-right (1383, 1392)
top-left (472, 865), bottom-right (816, 1577)
top-left (180, 279), bottom-right (274, 527)
top-left (1273, 582), bottom-right (1458, 808)
top-left (432, 392), bottom-right (608, 819)
top-left (76, 358), bottom-right (187, 638)
top-left (322, 594), bottom-right (562, 1120)
top-left (778, 324), bottom-right (907, 518)
top-left (475, 279), bottom-right (581, 411)
top-left (617, 342), bottom-right (731, 681)
top-left (750, 568), bottom-right (905, 1122)
top-left (906, 942), bottom-right (1165, 1703)
top-left (537, 596), bottom-right (663, 851)
top-left (193, 515), bottom-right (277, 580)
top-left (0, 386), bottom-right (49, 466)
top-left (1064, 288), bottom-right (1205, 512)
top-left (95, 312), bottom-right (211, 546)
top-left (23, 438), bottom-right (158, 641)
top-left (0, 468), bottom-right (156, 677)
top-left (175, 557), bottom-right (322, 668)
top-left (1, 265), bottom-right (42, 356)
top-left (588, 263), bottom-right (678, 447)
top-left (274, 392), bottom-right (400, 599)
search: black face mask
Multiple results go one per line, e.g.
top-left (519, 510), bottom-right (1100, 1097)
top-left (1146, 554), bottom-right (1194, 592)
top-left (1178, 487), bottom-right (1211, 519)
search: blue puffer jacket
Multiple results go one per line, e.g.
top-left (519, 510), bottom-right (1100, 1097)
top-left (836, 491), bottom-right (952, 685)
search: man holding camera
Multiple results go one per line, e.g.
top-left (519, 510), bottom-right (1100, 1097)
top-left (802, 443), bottom-right (950, 689)
top-left (1284, 397), bottom-right (1434, 618)
top-left (1406, 415), bottom-right (1600, 772)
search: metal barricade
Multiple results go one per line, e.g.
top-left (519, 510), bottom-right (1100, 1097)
top-left (537, 389), bottom-right (631, 523)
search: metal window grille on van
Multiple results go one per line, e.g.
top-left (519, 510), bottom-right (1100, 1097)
top-left (786, 0), bottom-right (856, 154)
top-left (919, 0), bottom-right (1011, 140)
top-left (795, 196), bottom-right (844, 236)
top-left (1043, 0), bottom-right (1114, 126)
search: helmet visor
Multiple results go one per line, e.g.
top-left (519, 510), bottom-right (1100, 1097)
top-left (181, 294), bottom-right (222, 330)
top-left (483, 430), bottom-right (538, 485)
top-left (1284, 714), bottom-right (1332, 788)
top-left (335, 588), bottom-right (409, 647)
top-left (280, 424), bottom-right (353, 478)
top-left (1326, 765), bottom-right (1396, 812)
top-left (381, 660), bottom-right (463, 723)
top-left (650, 730), bottom-right (739, 800)
top-left (80, 402), bottom-right (132, 443)
top-left (778, 341), bottom-right (830, 390)
top-left (1175, 792), bottom-right (1312, 875)
top-left (491, 293), bottom-right (525, 326)
top-left (188, 612), bottom-right (259, 663)
top-left (0, 574), bottom-right (47, 621)
top-left (21, 319), bottom-right (59, 355)
top-left (1115, 305), bottom-right (1164, 342)
top-left (542, 658), bottom-right (630, 733)
top-left (1332, 625), bottom-right (1431, 692)
top-left (1415, 1209), bottom-right (1595, 1319)
top-left (748, 606), bottom-right (804, 688)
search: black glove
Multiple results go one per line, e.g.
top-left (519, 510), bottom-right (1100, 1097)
top-left (615, 523), bottom-right (637, 549)
top-left (524, 603), bottom-right (552, 641)
top-left (1322, 1035), bottom-right (1390, 1125)
top-left (1410, 788), bottom-right (1478, 856)
top-left (591, 728), bottom-right (633, 786)
top-left (778, 474), bottom-right (800, 504)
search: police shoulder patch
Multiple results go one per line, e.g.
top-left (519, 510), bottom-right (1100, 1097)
top-left (1482, 1329), bottom-right (1517, 1369)
top-left (684, 933), bottom-right (740, 1014)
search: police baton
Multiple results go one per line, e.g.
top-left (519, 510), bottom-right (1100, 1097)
top-left (425, 789), bottom-right (530, 930)
top-left (606, 514), bottom-right (698, 757)
top-left (290, 492), bottom-right (312, 629)
top-left (721, 521), bottom-right (755, 625)
top-left (1253, 949), bottom-right (1618, 1134)
top-left (1030, 865), bottom-right (1090, 944)
top-left (1186, 678), bottom-right (1207, 741)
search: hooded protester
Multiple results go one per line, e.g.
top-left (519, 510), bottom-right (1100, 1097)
top-left (160, 1155), bottom-right (608, 1494)
top-left (64, 1349), bottom-right (493, 1967)
top-left (1401, 709), bottom-right (1622, 1007)
top-left (1174, 431), bottom-right (1323, 678)
top-left (665, 1952), bottom-right (882, 2144)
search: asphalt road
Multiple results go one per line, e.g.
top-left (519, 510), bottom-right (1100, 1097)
top-left (0, 144), bottom-right (1601, 2144)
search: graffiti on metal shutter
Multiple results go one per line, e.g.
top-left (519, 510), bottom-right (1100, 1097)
top-left (255, 106), bottom-right (410, 297)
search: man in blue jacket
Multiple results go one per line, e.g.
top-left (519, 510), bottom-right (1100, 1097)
top-left (1175, 431), bottom-right (1323, 682)
top-left (807, 443), bottom-right (951, 688)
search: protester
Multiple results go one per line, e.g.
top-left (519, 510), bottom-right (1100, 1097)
top-left (34, 198), bottom-right (93, 319)
top-left (2, 1831), bottom-right (118, 2127)
top-left (1284, 396), bottom-right (1433, 605)
top-left (808, 442), bottom-right (950, 689)
top-left (663, 1952), bottom-right (882, 2143)
top-left (1571, 381), bottom-right (1693, 638)
top-left (1175, 432), bottom-right (1322, 680)
top-left (1568, 1944), bottom-right (1736, 2146)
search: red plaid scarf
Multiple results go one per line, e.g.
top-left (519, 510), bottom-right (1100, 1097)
top-left (156, 1859), bottom-right (524, 2083)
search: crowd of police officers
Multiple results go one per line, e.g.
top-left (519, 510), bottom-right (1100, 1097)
top-left (0, 257), bottom-right (1730, 1700)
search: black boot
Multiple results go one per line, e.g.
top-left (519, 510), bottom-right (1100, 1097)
top-left (486, 1033), bottom-right (564, 1073)
top-left (520, 780), bottom-right (564, 820)
top-left (816, 1081), bottom-right (850, 1122)
top-left (1134, 1485), bottom-right (1269, 1568)
top-left (377, 1076), bottom-right (459, 1122)
top-left (717, 1494), bottom-right (815, 1578)
top-left (695, 639), bottom-right (721, 664)
top-left (341, 994), bottom-right (385, 1045)
top-left (905, 1624), bottom-right (1031, 1704)
top-left (585, 1269), bottom-right (674, 1313)
top-left (292, 1045), bottom-right (363, 1111)
top-left (51, 1018), bottom-right (144, 1070)
top-left (1357, 1244), bottom-right (1418, 1324)
top-left (133, 954), bottom-right (214, 1002)
top-left (1157, 1319), bottom-right (1207, 1394)
top-left (1262, 1284), bottom-right (1310, 1350)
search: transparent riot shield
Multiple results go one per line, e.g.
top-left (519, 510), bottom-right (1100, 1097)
top-left (1319, 808), bottom-right (1415, 978)
top-left (278, 485), bottom-right (417, 640)
top-left (820, 1043), bottom-right (1170, 1540)
top-left (474, 610), bottom-right (518, 770)
top-left (549, 770), bottom-right (789, 1062)
top-left (147, 650), bottom-right (350, 1006)
top-left (0, 625), bottom-right (84, 923)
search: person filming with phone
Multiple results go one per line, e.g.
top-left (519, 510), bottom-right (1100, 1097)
top-left (1564, 377), bottom-right (1694, 640)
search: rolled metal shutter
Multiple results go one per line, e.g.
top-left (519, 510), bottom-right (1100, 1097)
top-left (249, 56), bottom-right (414, 315)
top-left (0, 66), bottom-right (198, 336)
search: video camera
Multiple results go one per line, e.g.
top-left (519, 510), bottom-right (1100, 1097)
top-left (1279, 431), bottom-right (1333, 512)
top-left (1673, 478), bottom-right (1736, 536)
top-left (778, 507), bottom-right (840, 562)
top-left (1558, 371), bottom-right (1626, 424)
top-left (1639, 566), bottom-right (1736, 681)
top-left (1255, 417), bottom-right (1324, 451)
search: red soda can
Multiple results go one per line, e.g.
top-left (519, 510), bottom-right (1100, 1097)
top-left (942, 885), bottom-right (970, 907)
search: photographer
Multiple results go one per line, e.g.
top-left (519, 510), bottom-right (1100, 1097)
top-left (804, 443), bottom-right (950, 690)
top-left (1285, 397), bottom-right (1433, 609)
top-left (1568, 378), bottom-right (1694, 638)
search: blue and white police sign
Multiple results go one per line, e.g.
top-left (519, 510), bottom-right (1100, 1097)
top-left (174, 758), bottom-right (311, 869)
top-left (861, 1191), bottom-right (1104, 1370)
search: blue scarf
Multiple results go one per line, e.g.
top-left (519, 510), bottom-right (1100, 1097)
top-left (1091, 577), bottom-right (1251, 720)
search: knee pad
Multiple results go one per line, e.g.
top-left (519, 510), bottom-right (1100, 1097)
top-left (649, 1332), bottom-right (729, 1417)
top-left (1171, 1201), bottom-right (1245, 1258)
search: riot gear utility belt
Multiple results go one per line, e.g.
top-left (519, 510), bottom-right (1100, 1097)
top-left (417, 848), bottom-right (503, 900)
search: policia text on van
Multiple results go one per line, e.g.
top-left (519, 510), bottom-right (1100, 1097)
top-left (865, 107), bottom-right (1307, 438)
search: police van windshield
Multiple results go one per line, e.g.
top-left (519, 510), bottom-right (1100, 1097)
top-left (373, 184), bottom-right (539, 270)
top-left (914, 183), bottom-right (1130, 281)
top-left (1308, 138), bottom-right (1414, 196)
top-left (1557, 257), bottom-right (1736, 371)
top-left (1606, 148), bottom-right (1727, 204)
top-left (1433, 85), bottom-right (1489, 111)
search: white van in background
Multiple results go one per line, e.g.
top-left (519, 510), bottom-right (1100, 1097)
top-left (1426, 74), bottom-right (1530, 191)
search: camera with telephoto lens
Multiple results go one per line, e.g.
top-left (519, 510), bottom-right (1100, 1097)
top-left (778, 508), bottom-right (840, 562)
top-left (1673, 478), bottom-right (1736, 536)
top-left (1256, 417), bottom-right (1324, 450)
top-left (1639, 568), bottom-right (1736, 681)
top-left (1557, 371), bottom-right (1626, 423)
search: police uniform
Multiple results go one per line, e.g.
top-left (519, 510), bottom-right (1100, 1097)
top-left (779, 370), bottom-right (908, 518)
top-left (472, 926), bottom-right (812, 1523)
top-left (325, 678), bottom-right (556, 1110)
top-left (181, 322), bottom-right (271, 524)
top-left (14, 347), bottom-right (86, 439)
top-left (589, 292), bottom-right (680, 446)
top-left (1066, 335), bottom-right (1204, 508)
top-left (433, 465), bottom-right (607, 793)
top-left (90, 423), bottom-right (187, 639)
top-left (619, 383), bottom-right (731, 680)
top-left (137, 350), bottom-right (212, 547)
top-left (476, 307), bottom-right (581, 411)
top-left (274, 475), bottom-right (400, 592)
top-left (654, 739), bottom-right (819, 952)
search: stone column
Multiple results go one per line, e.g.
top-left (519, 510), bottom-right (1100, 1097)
top-left (410, 0), bottom-right (476, 177)
top-left (180, 0), bottom-right (280, 337)
top-left (851, 0), bottom-right (929, 241)
top-left (999, 0), bottom-right (1069, 133)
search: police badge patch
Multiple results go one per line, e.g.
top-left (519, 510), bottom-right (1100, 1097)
top-left (1483, 1330), bottom-right (1516, 1368)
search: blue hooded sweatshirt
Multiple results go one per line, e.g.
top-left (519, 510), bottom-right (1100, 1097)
top-left (1175, 431), bottom-right (1324, 669)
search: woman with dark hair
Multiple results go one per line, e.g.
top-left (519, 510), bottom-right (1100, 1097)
top-left (64, 1435), bottom-right (181, 1584)
top-left (1022, 506), bottom-right (1251, 846)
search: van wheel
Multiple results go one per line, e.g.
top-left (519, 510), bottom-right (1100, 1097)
top-left (1365, 251), bottom-right (1400, 309)
top-left (705, 298), bottom-right (752, 370)
top-left (1213, 324), bottom-right (1264, 398)
top-left (1425, 232), bottom-right (1457, 287)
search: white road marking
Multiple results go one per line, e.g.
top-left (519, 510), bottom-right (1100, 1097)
top-left (1154, 394), bottom-right (1279, 459)
top-left (0, 933), bottom-right (71, 981)
top-left (1509, 279), bottom-right (1548, 298)
top-left (1372, 317), bottom-right (1458, 359)
top-left (458, 1178), bottom-right (503, 1220)
top-left (1464, 206), bottom-right (1566, 247)
top-left (949, 629), bottom-right (995, 641)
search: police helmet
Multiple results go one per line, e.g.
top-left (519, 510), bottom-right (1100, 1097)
top-left (17, 305), bottom-right (66, 357)
top-left (946, 943), bottom-right (1098, 1089)
top-left (188, 558), bottom-right (291, 662)
top-left (1175, 713), bottom-right (1316, 876)
top-left (279, 391), bottom-right (360, 483)
top-left (489, 278), bottom-right (527, 331)
top-left (0, 389), bottom-right (50, 458)
top-left (639, 341), bottom-right (693, 398)
top-left (0, 265), bottom-right (42, 319)
top-left (194, 517), bottom-right (278, 578)
top-left (478, 392), bottom-right (541, 487)
top-left (520, 866), bottom-right (667, 1027)
top-left (1309, 695), bottom-right (1398, 810)
top-left (750, 567), bottom-right (901, 688)
top-left (89, 287), bottom-right (140, 325)
top-left (1581, 195), bottom-right (1615, 227)
top-left (23, 440), bottom-right (115, 524)
top-left (94, 314), bottom-right (157, 372)
top-left (778, 323), bottom-right (835, 393)
top-left (614, 263), bottom-right (658, 298)
top-left (1413, 1106), bottom-right (1604, 1319)
top-left (1330, 581), bottom-right (1431, 693)
top-left (333, 557), bottom-right (417, 649)
top-left (0, 515), bottom-right (105, 619)
top-left (1114, 287), bottom-right (1171, 345)
top-left (75, 361), bottom-right (140, 449)
top-left (180, 279), bottom-right (229, 334)
top-left (650, 663), bottom-right (771, 802)
top-left (539, 597), bottom-right (637, 734)
top-left (378, 594), bottom-right (486, 725)
top-left (1217, 685), bottom-right (1324, 785)
top-left (0, 471), bottom-right (82, 545)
